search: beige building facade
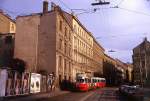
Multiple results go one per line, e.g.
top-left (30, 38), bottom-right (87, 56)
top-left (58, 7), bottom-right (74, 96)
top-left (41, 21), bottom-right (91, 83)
top-left (15, 2), bottom-right (73, 84)
top-left (0, 10), bottom-right (16, 34)
top-left (93, 39), bottom-right (105, 76)
top-left (72, 17), bottom-right (94, 79)
top-left (64, 12), bottom-right (100, 80)
top-left (0, 11), bottom-right (15, 67)
top-left (15, 1), bottom-right (106, 85)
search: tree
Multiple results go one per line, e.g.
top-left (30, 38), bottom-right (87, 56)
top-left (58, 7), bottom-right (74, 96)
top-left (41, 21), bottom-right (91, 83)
top-left (10, 58), bottom-right (26, 73)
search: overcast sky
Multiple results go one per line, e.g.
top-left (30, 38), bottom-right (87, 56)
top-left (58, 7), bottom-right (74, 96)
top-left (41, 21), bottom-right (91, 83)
top-left (1, 0), bottom-right (150, 63)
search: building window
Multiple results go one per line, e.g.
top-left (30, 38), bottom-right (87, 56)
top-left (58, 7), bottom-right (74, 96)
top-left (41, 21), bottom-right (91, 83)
top-left (69, 62), bottom-right (71, 72)
top-left (59, 56), bottom-right (62, 67)
top-left (65, 27), bottom-right (67, 37)
top-left (59, 39), bottom-right (62, 49)
top-left (69, 47), bottom-right (71, 56)
top-left (64, 43), bottom-right (67, 54)
top-left (69, 31), bottom-right (71, 41)
top-left (74, 25), bottom-right (77, 32)
top-left (59, 20), bottom-right (62, 31)
top-left (11, 24), bottom-right (15, 31)
top-left (5, 36), bottom-right (12, 44)
top-left (64, 59), bottom-right (67, 72)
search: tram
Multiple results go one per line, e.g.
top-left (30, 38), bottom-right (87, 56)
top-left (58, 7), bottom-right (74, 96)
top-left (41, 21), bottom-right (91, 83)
top-left (75, 76), bottom-right (90, 91)
top-left (75, 73), bottom-right (106, 91)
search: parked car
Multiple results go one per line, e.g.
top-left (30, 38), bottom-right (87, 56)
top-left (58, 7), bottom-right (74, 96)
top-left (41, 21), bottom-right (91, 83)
top-left (119, 85), bottom-right (128, 94)
top-left (119, 85), bottom-right (144, 100)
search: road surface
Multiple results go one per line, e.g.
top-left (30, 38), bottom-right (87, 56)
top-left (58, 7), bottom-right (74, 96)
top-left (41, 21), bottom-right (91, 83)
top-left (5, 87), bottom-right (150, 101)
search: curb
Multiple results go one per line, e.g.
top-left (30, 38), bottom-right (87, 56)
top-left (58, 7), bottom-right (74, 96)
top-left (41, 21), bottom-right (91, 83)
top-left (0, 91), bottom-right (70, 101)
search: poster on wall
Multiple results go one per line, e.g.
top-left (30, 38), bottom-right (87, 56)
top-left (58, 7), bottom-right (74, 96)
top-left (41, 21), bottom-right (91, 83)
top-left (0, 69), bottom-right (7, 97)
top-left (22, 73), bottom-right (30, 94)
top-left (30, 73), bottom-right (41, 93)
top-left (41, 75), bottom-right (47, 92)
top-left (6, 70), bottom-right (15, 96)
top-left (14, 72), bottom-right (22, 95)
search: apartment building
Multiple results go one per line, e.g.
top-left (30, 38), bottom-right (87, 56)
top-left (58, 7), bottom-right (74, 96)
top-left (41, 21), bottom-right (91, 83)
top-left (15, 2), bottom-right (73, 86)
top-left (133, 38), bottom-right (150, 86)
top-left (0, 10), bottom-right (15, 67)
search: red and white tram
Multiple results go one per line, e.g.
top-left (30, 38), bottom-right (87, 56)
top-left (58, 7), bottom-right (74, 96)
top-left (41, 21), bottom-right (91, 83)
top-left (91, 77), bottom-right (106, 88)
top-left (75, 73), bottom-right (106, 91)
top-left (75, 76), bottom-right (90, 91)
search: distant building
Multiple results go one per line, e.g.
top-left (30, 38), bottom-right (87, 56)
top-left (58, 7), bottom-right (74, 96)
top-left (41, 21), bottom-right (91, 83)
top-left (103, 54), bottom-right (117, 86)
top-left (115, 59), bottom-right (127, 84)
top-left (93, 39), bottom-right (105, 77)
top-left (126, 63), bottom-right (133, 83)
top-left (133, 38), bottom-right (150, 86)
top-left (103, 54), bottom-right (129, 86)
top-left (0, 10), bottom-right (15, 67)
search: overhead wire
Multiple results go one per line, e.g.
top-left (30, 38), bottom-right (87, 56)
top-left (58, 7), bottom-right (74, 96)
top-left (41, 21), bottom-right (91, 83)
top-left (96, 33), bottom-right (149, 39)
top-left (116, 0), bottom-right (126, 6)
top-left (116, 6), bottom-right (150, 17)
top-left (56, 0), bottom-right (72, 12)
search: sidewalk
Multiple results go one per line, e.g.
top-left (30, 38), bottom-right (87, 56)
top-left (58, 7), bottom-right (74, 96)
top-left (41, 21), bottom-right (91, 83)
top-left (0, 89), bottom-right (70, 101)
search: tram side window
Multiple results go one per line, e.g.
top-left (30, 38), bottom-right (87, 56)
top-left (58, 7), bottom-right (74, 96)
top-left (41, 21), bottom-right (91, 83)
top-left (101, 80), bottom-right (106, 83)
top-left (88, 79), bottom-right (91, 83)
top-left (93, 79), bottom-right (96, 83)
top-left (85, 78), bottom-right (88, 83)
top-left (77, 79), bottom-right (84, 83)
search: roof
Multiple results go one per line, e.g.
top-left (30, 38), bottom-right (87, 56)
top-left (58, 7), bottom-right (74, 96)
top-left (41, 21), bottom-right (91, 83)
top-left (133, 37), bottom-right (150, 51)
top-left (0, 10), bottom-right (15, 23)
top-left (17, 12), bottom-right (42, 18)
top-left (17, 6), bottom-right (73, 31)
top-left (104, 53), bottom-right (116, 62)
top-left (63, 11), bottom-right (95, 37)
top-left (93, 38), bottom-right (105, 51)
top-left (63, 10), bottom-right (105, 51)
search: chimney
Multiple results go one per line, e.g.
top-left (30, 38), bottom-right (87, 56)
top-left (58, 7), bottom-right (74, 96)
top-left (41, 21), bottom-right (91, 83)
top-left (51, 2), bottom-right (57, 11)
top-left (144, 37), bottom-right (147, 42)
top-left (43, 0), bottom-right (48, 13)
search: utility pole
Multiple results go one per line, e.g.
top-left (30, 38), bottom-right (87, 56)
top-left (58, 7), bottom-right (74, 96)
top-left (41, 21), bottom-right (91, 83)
top-left (91, 0), bottom-right (110, 6)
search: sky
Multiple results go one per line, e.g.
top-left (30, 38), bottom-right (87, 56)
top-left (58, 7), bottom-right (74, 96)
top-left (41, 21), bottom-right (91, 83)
top-left (0, 0), bottom-right (150, 63)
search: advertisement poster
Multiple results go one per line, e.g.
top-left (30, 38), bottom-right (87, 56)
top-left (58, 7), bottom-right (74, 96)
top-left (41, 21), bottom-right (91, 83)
top-left (0, 69), bottom-right (7, 97)
top-left (14, 72), bottom-right (22, 95)
top-left (22, 73), bottom-right (30, 94)
top-left (6, 70), bottom-right (15, 96)
top-left (30, 73), bottom-right (41, 93)
top-left (41, 75), bottom-right (47, 92)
